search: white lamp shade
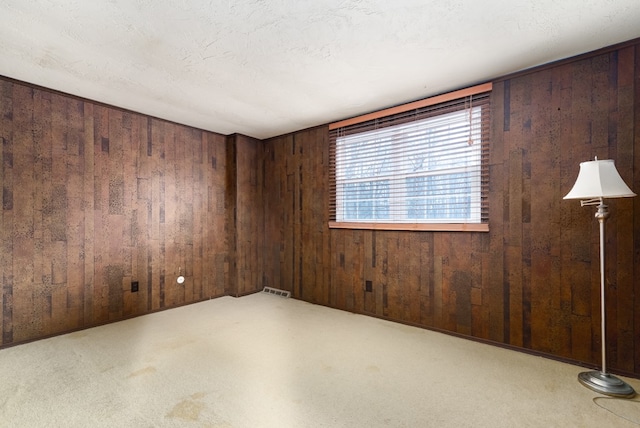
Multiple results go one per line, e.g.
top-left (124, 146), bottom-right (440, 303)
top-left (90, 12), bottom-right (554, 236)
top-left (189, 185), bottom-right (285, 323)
top-left (564, 159), bottom-right (636, 200)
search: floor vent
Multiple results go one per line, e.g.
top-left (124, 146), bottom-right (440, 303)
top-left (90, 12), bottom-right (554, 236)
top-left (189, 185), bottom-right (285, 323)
top-left (263, 287), bottom-right (291, 298)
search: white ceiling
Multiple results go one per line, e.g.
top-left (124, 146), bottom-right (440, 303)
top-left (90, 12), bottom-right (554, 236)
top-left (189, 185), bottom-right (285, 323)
top-left (1, 1), bottom-right (639, 140)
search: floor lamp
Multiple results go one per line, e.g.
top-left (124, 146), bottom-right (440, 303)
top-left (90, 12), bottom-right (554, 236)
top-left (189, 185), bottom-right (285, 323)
top-left (564, 157), bottom-right (636, 398)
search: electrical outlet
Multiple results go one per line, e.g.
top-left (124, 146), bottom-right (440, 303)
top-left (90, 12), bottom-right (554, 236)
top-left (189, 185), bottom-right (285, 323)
top-left (131, 281), bottom-right (139, 293)
top-left (365, 280), bottom-right (373, 292)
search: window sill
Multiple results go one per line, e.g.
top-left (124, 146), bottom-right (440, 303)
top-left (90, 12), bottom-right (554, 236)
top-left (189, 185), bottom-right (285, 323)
top-left (328, 222), bottom-right (489, 232)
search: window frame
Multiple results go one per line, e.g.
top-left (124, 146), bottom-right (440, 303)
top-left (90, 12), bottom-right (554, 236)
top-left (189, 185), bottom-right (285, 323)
top-left (329, 83), bottom-right (491, 232)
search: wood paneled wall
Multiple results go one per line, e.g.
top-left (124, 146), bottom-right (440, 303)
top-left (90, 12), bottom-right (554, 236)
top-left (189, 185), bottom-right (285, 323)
top-left (262, 41), bottom-right (640, 377)
top-left (0, 78), bottom-right (229, 346)
top-left (226, 133), bottom-right (265, 297)
top-left (262, 128), bottom-right (332, 304)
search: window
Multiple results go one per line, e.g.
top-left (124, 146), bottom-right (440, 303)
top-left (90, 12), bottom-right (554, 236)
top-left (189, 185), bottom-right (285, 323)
top-left (329, 83), bottom-right (491, 231)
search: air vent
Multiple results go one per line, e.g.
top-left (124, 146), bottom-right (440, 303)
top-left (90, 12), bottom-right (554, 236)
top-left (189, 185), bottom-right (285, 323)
top-left (263, 287), bottom-right (291, 298)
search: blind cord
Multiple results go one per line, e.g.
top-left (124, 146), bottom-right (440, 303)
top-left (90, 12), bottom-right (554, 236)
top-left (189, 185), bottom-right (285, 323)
top-left (468, 95), bottom-right (474, 146)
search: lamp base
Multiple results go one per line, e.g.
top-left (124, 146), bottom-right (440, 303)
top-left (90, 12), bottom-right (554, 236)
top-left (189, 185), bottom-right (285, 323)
top-left (578, 371), bottom-right (636, 398)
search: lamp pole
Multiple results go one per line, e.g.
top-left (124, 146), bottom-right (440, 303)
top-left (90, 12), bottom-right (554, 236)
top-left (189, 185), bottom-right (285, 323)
top-left (564, 158), bottom-right (636, 397)
top-left (575, 198), bottom-right (635, 398)
top-left (596, 200), bottom-right (608, 376)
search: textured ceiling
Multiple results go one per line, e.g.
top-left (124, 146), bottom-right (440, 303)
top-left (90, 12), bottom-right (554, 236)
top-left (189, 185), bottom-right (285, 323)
top-left (1, 1), bottom-right (640, 139)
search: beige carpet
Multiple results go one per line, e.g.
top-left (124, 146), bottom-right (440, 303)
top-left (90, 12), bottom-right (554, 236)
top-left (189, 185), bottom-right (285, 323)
top-left (1, 292), bottom-right (639, 427)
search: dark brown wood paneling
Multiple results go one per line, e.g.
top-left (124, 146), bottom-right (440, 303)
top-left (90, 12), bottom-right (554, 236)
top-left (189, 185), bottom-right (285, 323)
top-left (0, 77), bottom-right (228, 346)
top-left (612, 46), bottom-right (636, 374)
top-left (633, 44), bottom-right (640, 376)
top-left (223, 133), bottom-right (264, 298)
top-left (263, 127), bottom-right (331, 303)
top-left (235, 134), bottom-right (264, 296)
top-left (225, 134), bottom-right (238, 297)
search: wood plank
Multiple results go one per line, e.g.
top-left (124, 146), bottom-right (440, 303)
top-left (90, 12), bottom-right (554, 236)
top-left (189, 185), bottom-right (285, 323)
top-left (528, 67), bottom-right (555, 353)
top-left (0, 80), bottom-right (14, 345)
top-left (418, 233), bottom-right (433, 325)
top-left (487, 80), bottom-right (506, 343)
top-left (612, 46), bottom-right (636, 371)
top-left (363, 230), bottom-right (374, 314)
top-left (82, 103), bottom-right (95, 323)
top-left (374, 230), bottom-right (388, 317)
top-left (633, 44), bottom-right (640, 375)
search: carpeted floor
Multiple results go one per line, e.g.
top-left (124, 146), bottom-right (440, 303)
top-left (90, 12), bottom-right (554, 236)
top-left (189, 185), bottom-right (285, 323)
top-left (1, 292), bottom-right (639, 427)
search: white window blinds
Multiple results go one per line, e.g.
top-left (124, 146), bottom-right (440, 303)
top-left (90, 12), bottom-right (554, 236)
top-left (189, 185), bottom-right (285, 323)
top-left (329, 85), bottom-right (490, 228)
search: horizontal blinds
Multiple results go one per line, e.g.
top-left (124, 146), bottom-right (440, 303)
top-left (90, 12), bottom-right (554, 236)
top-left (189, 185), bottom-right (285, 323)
top-left (329, 87), bottom-right (490, 224)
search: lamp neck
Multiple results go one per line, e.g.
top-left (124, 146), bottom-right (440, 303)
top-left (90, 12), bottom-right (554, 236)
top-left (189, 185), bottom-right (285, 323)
top-left (595, 201), bottom-right (609, 222)
top-left (580, 197), bottom-right (609, 221)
